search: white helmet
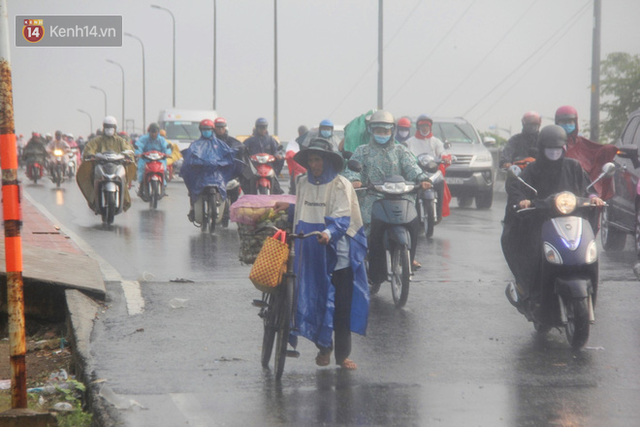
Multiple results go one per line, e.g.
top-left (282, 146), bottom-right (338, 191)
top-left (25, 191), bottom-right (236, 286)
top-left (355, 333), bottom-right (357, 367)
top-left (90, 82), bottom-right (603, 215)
top-left (103, 116), bottom-right (118, 127)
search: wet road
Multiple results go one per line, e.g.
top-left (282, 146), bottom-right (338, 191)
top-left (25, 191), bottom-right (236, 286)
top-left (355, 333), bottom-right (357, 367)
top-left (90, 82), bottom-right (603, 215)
top-left (23, 173), bottom-right (640, 426)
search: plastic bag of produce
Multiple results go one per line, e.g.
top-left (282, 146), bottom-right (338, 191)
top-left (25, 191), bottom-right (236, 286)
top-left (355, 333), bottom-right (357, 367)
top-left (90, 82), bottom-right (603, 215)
top-left (230, 194), bottom-right (296, 225)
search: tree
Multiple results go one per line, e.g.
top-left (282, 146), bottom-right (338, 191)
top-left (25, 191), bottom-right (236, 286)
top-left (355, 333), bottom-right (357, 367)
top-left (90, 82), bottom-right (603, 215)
top-left (600, 52), bottom-right (640, 143)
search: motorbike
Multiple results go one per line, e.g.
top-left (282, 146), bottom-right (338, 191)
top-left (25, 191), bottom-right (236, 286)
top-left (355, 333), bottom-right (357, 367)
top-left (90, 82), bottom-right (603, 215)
top-left (91, 151), bottom-right (132, 225)
top-left (50, 149), bottom-right (67, 188)
top-left (25, 156), bottom-right (45, 184)
top-left (139, 151), bottom-right (167, 210)
top-left (505, 162), bottom-right (616, 349)
top-left (416, 153), bottom-right (446, 238)
top-left (248, 152), bottom-right (279, 195)
top-left (365, 175), bottom-right (419, 308)
top-left (191, 185), bottom-right (224, 234)
top-left (67, 147), bottom-right (79, 178)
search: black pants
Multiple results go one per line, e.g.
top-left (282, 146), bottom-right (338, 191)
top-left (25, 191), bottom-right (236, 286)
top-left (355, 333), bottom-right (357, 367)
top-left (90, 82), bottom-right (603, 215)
top-left (368, 217), bottom-right (420, 285)
top-left (316, 267), bottom-right (354, 363)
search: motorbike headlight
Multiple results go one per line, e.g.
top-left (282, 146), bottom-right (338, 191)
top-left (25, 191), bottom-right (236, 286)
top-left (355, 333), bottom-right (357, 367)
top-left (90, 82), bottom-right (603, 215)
top-left (585, 240), bottom-right (598, 264)
top-left (254, 154), bottom-right (271, 164)
top-left (375, 182), bottom-right (415, 194)
top-left (53, 149), bottom-right (63, 156)
top-left (543, 242), bottom-right (563, 265)
top-left (554, 191), bottom-right (577, 214)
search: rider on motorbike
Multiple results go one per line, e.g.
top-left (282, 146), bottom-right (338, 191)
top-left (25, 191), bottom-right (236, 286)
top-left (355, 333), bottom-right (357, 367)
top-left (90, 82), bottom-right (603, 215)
top-left (180, 119), bottom-right (240, 222)
top-left (343, 110), bottom-right (431, 276)
top-left (404, 114), bottom-right (452, 220)
top-left (22, 133), bottom-right (48, 178)
top-left (499, 111), bottom-right (541, 169)
top-left (242, 117), bottom-right (284, 194)
top-left (395, 117), bottom-right (412, 146)
top-left (502, 125), bottom-right (604, 303)
top-left (300, 119), bottom-right (342, 152)
top-left (213, 117), bottom-right (244, 206)
top-left (274, 139), bottom-right (369, 370)
top-left (77, 116), bottom-right (136, 211)
top-left (134, 123), bottom-right (172, 196)
top-left (46, 130), bottom-right (71, 177)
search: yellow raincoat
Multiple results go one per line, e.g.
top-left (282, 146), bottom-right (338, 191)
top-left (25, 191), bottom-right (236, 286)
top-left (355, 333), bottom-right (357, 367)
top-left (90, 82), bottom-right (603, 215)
top-left (76, 135), bottom-right (136, 211)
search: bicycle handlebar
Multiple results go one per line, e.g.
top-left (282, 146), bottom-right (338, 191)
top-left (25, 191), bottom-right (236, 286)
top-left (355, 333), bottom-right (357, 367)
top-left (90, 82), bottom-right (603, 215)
top-left (254, 225), bottom-right (323, 241)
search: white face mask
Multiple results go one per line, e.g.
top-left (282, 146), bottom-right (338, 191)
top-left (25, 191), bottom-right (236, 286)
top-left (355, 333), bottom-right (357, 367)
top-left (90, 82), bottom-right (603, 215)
top-left (104, 128), bottom-right (115, 136)
top-left (544, 148), bottom-right (563, 161)
top-left (397, 129), bottom-right (409, 138)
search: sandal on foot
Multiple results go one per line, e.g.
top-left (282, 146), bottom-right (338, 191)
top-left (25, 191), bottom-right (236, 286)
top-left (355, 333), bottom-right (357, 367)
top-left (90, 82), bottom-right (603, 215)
top-left (338, 358), bottom-right (357, 370)
top-left (412, 260), bottom-right (422, 271)
top-left (316, 352), bottom-right (331, 367)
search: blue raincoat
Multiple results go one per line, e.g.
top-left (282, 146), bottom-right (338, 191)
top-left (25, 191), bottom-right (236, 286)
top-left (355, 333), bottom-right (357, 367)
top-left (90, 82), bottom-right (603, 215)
top-left (180, 136), bottom-right (240, 205)
top-left (289, 166), bottom-right (369, 348)
top-left (134, 134), bottom-right (172, 183)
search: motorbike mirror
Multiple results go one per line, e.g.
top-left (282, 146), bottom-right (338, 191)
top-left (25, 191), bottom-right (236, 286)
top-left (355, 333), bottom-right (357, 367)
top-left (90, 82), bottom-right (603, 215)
top-left (347, 159), bottom-right (362, 173)
top-left (507, 164), bottom-right (522, 178)
top-left (443, 142), bottom-right (452, 150)
top-left (602, 162), bottom-right (616, 177)
top-left (342, 150), bottom-right (353, 160)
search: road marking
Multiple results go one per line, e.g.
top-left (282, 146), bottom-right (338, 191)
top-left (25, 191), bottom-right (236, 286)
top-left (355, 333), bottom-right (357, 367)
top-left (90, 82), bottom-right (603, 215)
top-left (170, 393), bottom-right (215, 427)
top-left (22, 191), bottom-right (142, 315)
top-left (121, 281), bottom-right (145, 315)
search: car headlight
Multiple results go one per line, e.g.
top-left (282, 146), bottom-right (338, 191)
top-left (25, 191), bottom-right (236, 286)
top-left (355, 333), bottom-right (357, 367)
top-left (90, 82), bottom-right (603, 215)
top-left (375, 181), bottom-right (415, 194)
top-left (470, 152), bottom-right (493, 167)
top-left (543, 242), bottom-right (563, 265)
top-left (585, 240), bottom-right (598, 264)
top-left (554, 191), bottom-right (577, 214)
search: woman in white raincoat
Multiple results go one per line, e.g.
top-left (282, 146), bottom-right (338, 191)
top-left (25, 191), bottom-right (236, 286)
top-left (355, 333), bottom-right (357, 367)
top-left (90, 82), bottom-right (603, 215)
top-left (274, 139), bottom-right (369, 370)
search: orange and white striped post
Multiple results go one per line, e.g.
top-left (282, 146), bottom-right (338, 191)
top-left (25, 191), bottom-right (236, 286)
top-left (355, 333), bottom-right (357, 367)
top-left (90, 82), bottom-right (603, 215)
top-left (0, 0), bottom-right (27, 408)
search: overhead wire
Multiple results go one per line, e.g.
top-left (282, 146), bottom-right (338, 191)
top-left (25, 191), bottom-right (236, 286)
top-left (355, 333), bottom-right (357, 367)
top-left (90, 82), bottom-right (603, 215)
top-left (433, 0), bottom-right (539, 113)
top-left (462, 1), bottom-right (592, 117)
top-left (327, 0), bottom-right (424, 118)
top-left (473, 3), bottom-right (592, 123)
top-left (385, 0), bottom-right (479, 107)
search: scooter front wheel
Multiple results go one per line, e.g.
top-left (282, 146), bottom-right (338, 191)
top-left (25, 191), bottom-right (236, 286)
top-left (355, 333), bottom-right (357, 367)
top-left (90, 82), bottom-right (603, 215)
top-left (425, 200), bottom-right (436, 238)
top-left (390, 246), bottom-right (411, 308)
top-left (564, 297), bottom-right (590, 349)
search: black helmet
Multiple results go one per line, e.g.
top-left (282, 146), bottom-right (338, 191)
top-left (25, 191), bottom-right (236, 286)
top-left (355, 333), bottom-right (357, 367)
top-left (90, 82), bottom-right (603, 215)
top-left (293, 138), bottom-right (343, 172)
top-left (538, 125), bottom-right (567, 149)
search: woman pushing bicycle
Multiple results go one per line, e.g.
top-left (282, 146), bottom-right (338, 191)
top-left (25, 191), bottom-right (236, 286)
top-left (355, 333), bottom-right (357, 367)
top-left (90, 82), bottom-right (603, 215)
top-left (274, 138), bottom-right (369, 370)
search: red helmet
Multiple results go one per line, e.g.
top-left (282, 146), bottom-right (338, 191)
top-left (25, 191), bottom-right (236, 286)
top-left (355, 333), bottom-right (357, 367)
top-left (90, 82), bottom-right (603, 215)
top-left (199, 119), bottom-right (215, 129)
top-left (214, 117), bottom-right (227, 128)
top-left (555, 105), bottom-right (578, 123)
top-left (521, 111), bottom-right (541, 125)
top-left (397, 117), bottom-right (411, 128)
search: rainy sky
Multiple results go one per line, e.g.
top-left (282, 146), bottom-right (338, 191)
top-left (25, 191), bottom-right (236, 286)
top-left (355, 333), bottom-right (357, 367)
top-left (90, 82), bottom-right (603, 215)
top-left (5, 0), bottom-right (640, 142)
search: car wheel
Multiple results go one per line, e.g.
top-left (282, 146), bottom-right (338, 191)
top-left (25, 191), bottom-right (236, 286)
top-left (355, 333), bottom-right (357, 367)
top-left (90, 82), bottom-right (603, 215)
top-left (475, 191), bottom-right (493, 209)
top-left (457, 197), bottom-right (473, 208)
top-left (635, 201), bottom-right (640, 257)
top-left (601, 205), bottom-right (626, 251)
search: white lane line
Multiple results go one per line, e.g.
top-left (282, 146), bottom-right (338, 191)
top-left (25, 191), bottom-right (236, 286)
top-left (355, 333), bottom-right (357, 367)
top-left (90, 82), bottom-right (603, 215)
top-left (121, 281), bottom-right (145, 315)
top-left (170, 393), bottom-right (215, 427)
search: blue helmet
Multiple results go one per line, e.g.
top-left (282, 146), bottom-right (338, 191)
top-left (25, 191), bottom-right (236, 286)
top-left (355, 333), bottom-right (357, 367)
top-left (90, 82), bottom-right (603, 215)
top-left (416, 114), bottom-right (433, 126)
top-left (255, 117), bottom-right (268, 127)
top-left (319, 119), bottom-right (333, 128)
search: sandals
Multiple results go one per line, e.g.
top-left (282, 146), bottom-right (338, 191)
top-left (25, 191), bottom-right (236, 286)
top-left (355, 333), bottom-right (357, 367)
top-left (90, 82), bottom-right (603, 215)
top-left (315, 351), bottom-right (331, 367)
top-left (338, 358), bottom-right (357, 370)
top-left (412, 260), bottom-right (422, 271)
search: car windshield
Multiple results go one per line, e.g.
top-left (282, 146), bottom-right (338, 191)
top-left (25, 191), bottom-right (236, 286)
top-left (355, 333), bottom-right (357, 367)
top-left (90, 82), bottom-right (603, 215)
top-left (164, 121), bottom-right (200, 141)
top-left (433, 122), bottom-right (479, 144)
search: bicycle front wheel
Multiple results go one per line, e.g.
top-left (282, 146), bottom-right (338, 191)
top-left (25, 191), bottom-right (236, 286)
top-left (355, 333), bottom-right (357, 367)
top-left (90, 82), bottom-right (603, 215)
top-left (274, 277), bottom-right (294, 381)
top-left (261, 292), bottom-right (277, 368)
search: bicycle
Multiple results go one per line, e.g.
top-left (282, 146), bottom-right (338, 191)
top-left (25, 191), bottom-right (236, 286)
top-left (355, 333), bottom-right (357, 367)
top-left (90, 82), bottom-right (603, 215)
top-left (251, 226), bottom-right (322, 381)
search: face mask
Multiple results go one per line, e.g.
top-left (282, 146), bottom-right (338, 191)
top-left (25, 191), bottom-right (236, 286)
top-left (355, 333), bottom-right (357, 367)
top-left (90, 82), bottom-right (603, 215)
top-left (419, 129), bottom-right (430, 137)
top-left (544, 148), bottom-right (564, 161)
top-left (559, 123), bottom-right (576, 135)
top-left (104, 128), bottom-right (115, 136)
top-left (397, 129), bottom-right (409, 138)
top-left (374, 134), bottom-right (391, 145)
top-left (201, 130), bottom-right (213, 138)
top-left (320, 130), bottom-right (332, 138)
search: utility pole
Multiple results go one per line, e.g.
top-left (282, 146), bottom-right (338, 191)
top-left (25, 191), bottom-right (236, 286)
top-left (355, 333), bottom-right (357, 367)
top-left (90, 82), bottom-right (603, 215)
top-left (377, 0), bottom-right (383, 109)
top-left (274, 0), bottom-right (278, 136)
top-left (590, 0), bottom-right (601, 141)
top-left (0, 0), bottom-right (27, 409)
top-left (213, 0), bottom-right (217, 110)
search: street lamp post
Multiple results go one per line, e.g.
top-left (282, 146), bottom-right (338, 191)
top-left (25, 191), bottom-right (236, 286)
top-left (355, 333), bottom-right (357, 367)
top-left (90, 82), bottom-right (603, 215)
top-left (125, 32), bottom-right (146, 132)
top-left (213, 0), bottom-right (216, 110)
top-left (106, 59), bottom-right (125, 127)
top-left (77, 109), bottom-right (93, 135)
top-left (151, 4), bottom-right (176, 108)
top-left (90, 85), bottom-right (107, 117)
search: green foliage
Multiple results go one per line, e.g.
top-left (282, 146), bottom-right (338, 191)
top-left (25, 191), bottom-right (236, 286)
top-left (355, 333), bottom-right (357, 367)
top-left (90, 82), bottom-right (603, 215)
top-left (479, 131), bottom-right (507, 147)
top-left (600, 52), bottom-right (640, 143)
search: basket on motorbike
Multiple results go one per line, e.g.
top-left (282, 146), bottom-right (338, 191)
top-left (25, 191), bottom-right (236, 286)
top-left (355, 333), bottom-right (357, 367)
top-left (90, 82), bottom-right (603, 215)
top-left (230, 194), bottom-right (295, 264)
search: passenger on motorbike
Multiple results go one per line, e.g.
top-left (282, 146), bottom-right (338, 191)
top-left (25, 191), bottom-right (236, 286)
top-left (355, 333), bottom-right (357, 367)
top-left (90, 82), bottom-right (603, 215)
top-left (343, 110), bottom-right (431, 275)
top-left (502, 125), bottom-right (604, 302)
top-left (77, 116), bottom-right (136, 211)
top-left (134, 123), bottom-right (172, 195)
top-left (46, 130), bottom-right (71, 176)
top-left (180, 119), bottom-right (240, 222)
top-left (213, 117), bottom-right (244, 206)
top-left (395, 117), bottom-right (412, 146)
top-left (404, 114), bottom-right (452, 220)
top-left (273, 139), bottom-right (369, 370)
top-left (499, 111), bottom-right (541, 169)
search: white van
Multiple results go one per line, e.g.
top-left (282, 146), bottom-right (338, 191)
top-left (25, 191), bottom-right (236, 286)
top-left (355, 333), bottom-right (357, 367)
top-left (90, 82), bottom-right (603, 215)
top-left (157, 109), bottom-right (217, 151)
